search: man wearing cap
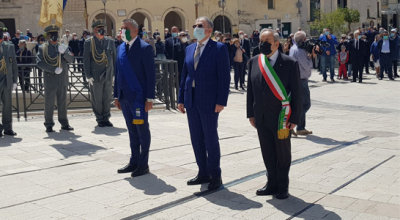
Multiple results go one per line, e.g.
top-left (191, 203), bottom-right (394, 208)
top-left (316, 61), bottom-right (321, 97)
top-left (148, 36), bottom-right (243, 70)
top-left (36, 24), bottom-right (74, 132)
top-left (62, 30), bottom-right (72, 45)
top-left (0, 22), bottom-right (18, 136)
top-left (83, 20), bottom-right (116, 127)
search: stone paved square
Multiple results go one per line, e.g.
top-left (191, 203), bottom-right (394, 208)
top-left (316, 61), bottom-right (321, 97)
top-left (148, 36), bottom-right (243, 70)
top-left (0, 70), bottom-right (399, 219)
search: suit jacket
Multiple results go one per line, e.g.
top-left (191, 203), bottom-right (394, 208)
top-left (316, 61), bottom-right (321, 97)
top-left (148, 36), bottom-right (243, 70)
top-left (247, 52), bottom-right (302, 130)
top-left (377, 38), bottom-right (396, 61)
top-left (178, 39), bottom-right (231, 111)
top-left (83, 36), bottom-right (116, 81)
top-left (36, 42), bottom-right (73, 88)
top-left (114, 38), bottom-right (156, 101)
top-left (0, 42), bottom-right (18, 89)
top-left (164, 37), bottom-right (178, 59)
top-left (240, 38), bottom-right (251, 58)
top-left (253, 46), bottom-right (260, 57)
top-left (174, 41), bottom-right (188, 74)
top-left (68, 39), bottom-right (80, 57)
top-left (349, 39), bottom-right (367, 64)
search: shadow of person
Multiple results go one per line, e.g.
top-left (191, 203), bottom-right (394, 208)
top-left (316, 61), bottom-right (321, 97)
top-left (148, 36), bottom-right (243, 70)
top-left (0, 136), bottom-right (23, 147)
top-left (44, 132), bottom-right (106, 158)
top-left (203, 188), bottom-right (263, 211)
top-left (304, 135), bottom-right (347, 146)
top-left (124, 173), bottom-right (177, 196)
top-left (91, 126), bottom-right (127, 136)
top-left (267, 195), bottom-right (341, 219)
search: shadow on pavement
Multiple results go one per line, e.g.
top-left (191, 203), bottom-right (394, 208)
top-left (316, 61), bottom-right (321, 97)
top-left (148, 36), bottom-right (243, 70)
top-left (0, 136), bottom-right (22, 147)
top-left (91, 126), bottom-right (127, 136)
top-left (303, 135), bottom-right (347, 146)
top-left (267, 195), bottom-right (341, 219)
top-left (124, 173), bottom-right (177, 195)
top-left (44, 132), bottom-right (106, 158)
top-left (204, 188), bottom-right (263, 210)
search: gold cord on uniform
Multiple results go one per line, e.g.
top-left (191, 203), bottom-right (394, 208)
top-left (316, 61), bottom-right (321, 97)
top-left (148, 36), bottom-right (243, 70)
top-left (42, 42), bottom-right (60, 67)
top-left (0, 45), bottom-right (7, 74)
top-left (90, 37), bottom-right (108, 67)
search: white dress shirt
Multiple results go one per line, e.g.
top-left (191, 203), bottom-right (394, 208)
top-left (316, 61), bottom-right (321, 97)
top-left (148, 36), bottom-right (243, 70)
top-left (196, 37), bottom-right (210, 57)
top-left (268, 49), bottom-right (280, 67)
top-left (127, 36), bottom-right (138, 50)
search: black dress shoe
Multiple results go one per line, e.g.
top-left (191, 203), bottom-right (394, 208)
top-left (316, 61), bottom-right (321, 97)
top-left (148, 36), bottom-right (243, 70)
top-left (97, 122), bottom-right (105, 127)
top-left (379, 77), bottom-right (383, 80)
top-left (187, 176), bottom-right (212, 185)
top-left (103, 121), bottom-right (113, 127)
top-left (131, 166), bottom-right (149, 177)
top-left (276, 189), bottom-right (289, 200)
top-left (256, 184), bottom-right (279, 196)
top-left (207, 177), bottom-right (222, 190)
top-left (240, 87), bottom-right (246, 91)
top-left (46, 127), bottom-right (55, 133)
top-left (390, 77), bottom-right (395, 81)
top-left (61, 125), bottom-right (74, 131)
top-left (117, 164), bottom-right (138, 173)
top-left (4, 130), bottom-right (17, 136)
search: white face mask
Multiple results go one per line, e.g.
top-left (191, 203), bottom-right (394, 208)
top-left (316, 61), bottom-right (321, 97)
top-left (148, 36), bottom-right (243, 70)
top-left (347, 36), bottom-right (351, 40)
top-left (216, 37), bottom-right (220, 41)
top-left (181, 37), bottom-right (188, 43)
top-left (239, 34), bottom-right (244, 39)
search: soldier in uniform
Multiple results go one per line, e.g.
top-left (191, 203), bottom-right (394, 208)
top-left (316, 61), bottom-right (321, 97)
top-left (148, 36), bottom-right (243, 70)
top-left (0, 22), bottom-right (18, 136)
top-left (36, 25), bottom-right (74, 132)
top-left (83, 19), bottom-right (116, 127)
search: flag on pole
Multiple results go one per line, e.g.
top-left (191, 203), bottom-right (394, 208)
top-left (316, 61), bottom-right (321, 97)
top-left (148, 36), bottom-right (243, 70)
top-left (63, 0), bottom-right (68, 10)
top-left (38, 0), bottom-right (64, 28)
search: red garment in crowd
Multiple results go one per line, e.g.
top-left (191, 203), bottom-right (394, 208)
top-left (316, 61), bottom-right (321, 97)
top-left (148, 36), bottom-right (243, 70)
top-left (338, 51), bottom-right (349, 78)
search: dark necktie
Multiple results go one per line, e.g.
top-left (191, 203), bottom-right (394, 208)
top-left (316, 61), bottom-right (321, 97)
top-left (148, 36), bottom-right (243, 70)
top-left (356, 40), bottom-right (359, 50)
top-left (126, 43), bottom-right (130, 54)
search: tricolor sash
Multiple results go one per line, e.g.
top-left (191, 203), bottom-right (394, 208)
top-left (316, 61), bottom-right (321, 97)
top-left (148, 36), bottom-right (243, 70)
top-left (258, 54), bottom-right (292, 139)
top-left (117, 43), bottom-right (145, 125)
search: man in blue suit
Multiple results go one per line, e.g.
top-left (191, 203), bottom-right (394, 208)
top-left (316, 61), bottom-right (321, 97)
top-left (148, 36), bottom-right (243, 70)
top-left (114, 19), bottom-right (156, 177)
top-left (178, 16), bottom-right (231, 191)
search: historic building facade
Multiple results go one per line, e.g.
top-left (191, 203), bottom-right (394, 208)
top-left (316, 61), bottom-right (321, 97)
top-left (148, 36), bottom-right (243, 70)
top-left (0, 0), bottom-right (392, 39)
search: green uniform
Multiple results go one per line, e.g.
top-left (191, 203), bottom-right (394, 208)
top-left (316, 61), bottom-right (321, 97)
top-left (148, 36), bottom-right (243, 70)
top-left (83, 35), bottom-right (116, 124)
top-left (0, 41), bottom-right (18, 133)
top-left (36, 42), bottom-right (73, 129)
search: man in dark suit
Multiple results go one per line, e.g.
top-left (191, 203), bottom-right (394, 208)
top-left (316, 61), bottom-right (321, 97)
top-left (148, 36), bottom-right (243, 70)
top-left (68, 33), bottom-right (80, 72)
top-left (79, 30), bottom-right (89, 84)
top-left (239, 30), bottom-right (251, 59)
top-left (174, 31), bottom-right (189, 82)
top-left (11, 30), bottom-right (21, 52)
top-left (247, 28), bottom-right (302, 199)
top-left (178, 16), bottom-right (231, 191)
top-left (114, 19), bottom-right (156, 177)
top-left (349, 30), bottom-right (367, 83)
top-left (377, 30), bottom-right (395, 80)
top-left (164, 26), bottom-right (179, 60)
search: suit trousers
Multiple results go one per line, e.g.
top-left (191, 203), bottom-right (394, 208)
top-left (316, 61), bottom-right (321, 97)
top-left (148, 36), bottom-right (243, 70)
top-left (90, 78), bottom-right (112, 123)
top-left (297, 79), bottom-right (311, 131)
top-left (380, 53), bottom-right (393, 78)
top-left (233, 61), bottom-right (245, 88)
top-left (0, 86), bottom-right (13, 132)
top-left (392, 60), bottom-right (398, 76)
top-left (352, 59), bottom-right (363, 82)
top-left (120, 92), bottom-right (151, 168)
top-left (186, 90), bottom-right (221, 179)
top-left (256, 116), bottom-right (292, 190)
top-left (44, 86), bottom-right (69, 128)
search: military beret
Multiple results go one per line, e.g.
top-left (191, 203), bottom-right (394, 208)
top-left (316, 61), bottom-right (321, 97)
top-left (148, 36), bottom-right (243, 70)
top-left (0, 22), bottom-right (5, 30)
top-left (92, 19), bottom-right (106, 28)
top-left (44, 24), bottom-right (60, 33)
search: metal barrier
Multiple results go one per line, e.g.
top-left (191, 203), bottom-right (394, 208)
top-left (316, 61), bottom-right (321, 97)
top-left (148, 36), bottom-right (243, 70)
top-left (1, 56), bottom-right (179, 121)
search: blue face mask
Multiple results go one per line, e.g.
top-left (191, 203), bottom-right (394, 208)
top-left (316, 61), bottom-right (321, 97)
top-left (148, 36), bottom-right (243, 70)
top-left (325, 31), bottom-right (330, 35)
top-left (172, 33), bottom-right (178, 38)
top-left (390, 33), bottom-right (395, 37)
top-left (358, 35), bottom-right (361, 39)
top-left (383, 36), bottom-right (389, 40)
top-left (193, 28), bottom-right (206, 40)
top-left (20, 46), bottom-right (24, 50)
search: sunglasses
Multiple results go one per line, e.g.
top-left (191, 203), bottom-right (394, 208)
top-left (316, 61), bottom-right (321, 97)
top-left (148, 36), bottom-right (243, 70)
top-left (193, 24), bottom-right (203, 28)
top-left (180, 34), bottom-right (188, 37)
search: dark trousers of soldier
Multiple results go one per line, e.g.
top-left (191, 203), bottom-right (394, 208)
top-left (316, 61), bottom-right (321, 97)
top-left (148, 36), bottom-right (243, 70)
top-left (44, 86), bottom-right (69, 129)
top-left (18, 67), bottom-right (30, 91)
top-left (256, 116), bottom-right (292, 191)
top-left (0, 87), bottom-right (13, 132)
top-left (90, 78), bottom-right (112, 123)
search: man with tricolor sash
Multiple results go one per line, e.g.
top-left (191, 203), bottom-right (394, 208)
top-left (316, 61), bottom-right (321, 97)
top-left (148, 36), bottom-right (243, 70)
top-left (247, 28), bottom-right (302, 199)
top-left (114, 19), bottom-right (156, 178)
